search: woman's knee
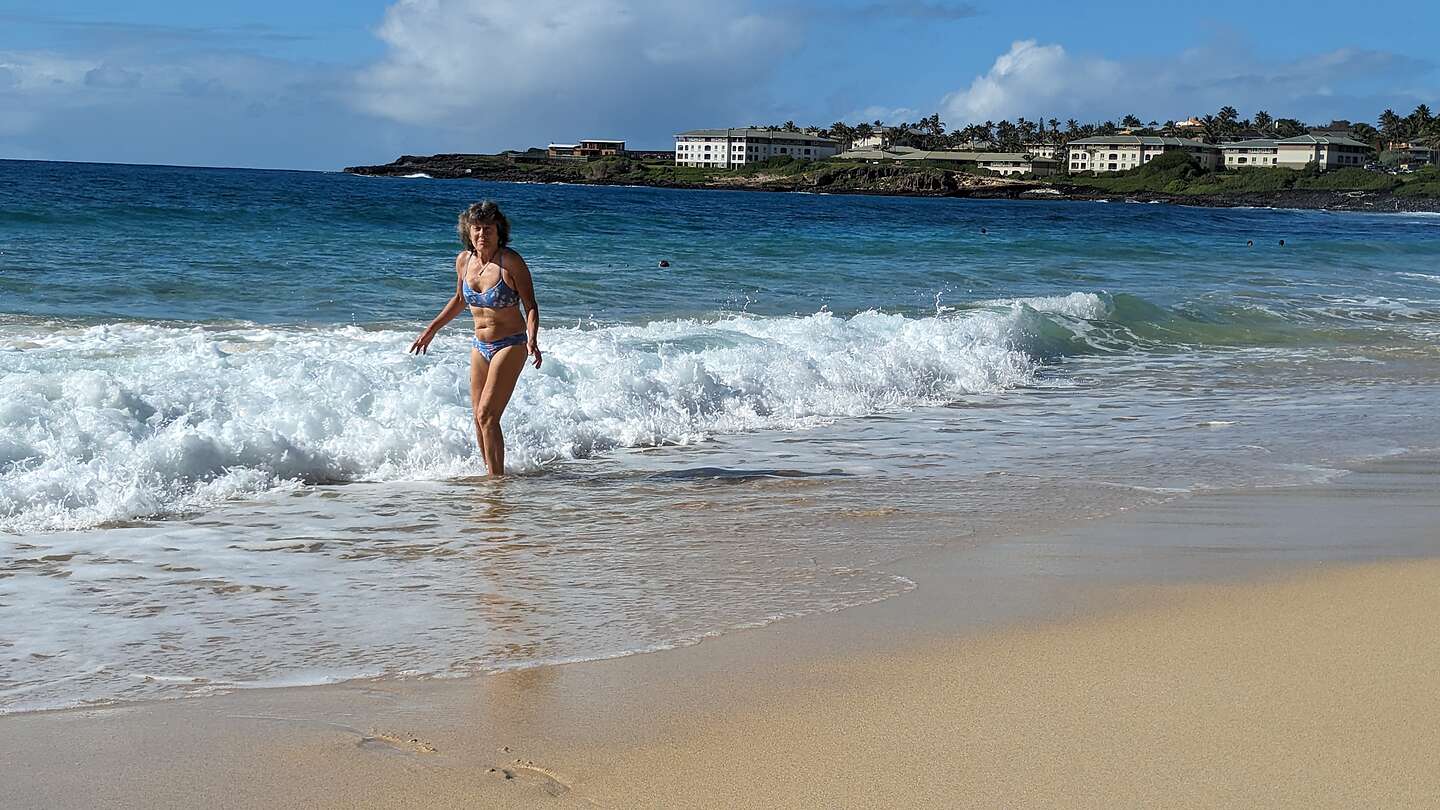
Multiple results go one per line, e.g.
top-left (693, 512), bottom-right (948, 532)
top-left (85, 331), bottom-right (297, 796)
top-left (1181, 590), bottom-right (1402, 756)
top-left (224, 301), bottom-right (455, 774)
top-left (475, 405), bottom-right (504, 430)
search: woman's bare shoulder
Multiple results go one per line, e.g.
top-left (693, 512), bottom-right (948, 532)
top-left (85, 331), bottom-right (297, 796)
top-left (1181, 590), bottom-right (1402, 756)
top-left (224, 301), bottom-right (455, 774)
top-left (501, 247), bottom-right (528, 268)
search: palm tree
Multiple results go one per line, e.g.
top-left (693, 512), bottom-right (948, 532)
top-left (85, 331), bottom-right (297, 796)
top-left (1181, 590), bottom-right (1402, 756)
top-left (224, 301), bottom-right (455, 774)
top-left (1120, 114), bottom-right (1143, 129)
top-left (1253, 110), bottom-right (1273, 134)
top-left (1200, 114), bottom-right (1219, 141)
top-left (1378, 109), bottom-right (1405, 143)
top-left (1350, 122), bottom-right (1380, 151)
top-left (1274, 118), bottom-right (1306, 138)
top-left (1423, 118), bottom-right (1440, 147)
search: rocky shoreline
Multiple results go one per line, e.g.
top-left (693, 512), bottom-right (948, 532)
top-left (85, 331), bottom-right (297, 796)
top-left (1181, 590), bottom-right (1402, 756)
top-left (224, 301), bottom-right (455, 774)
top-left (344, 154), bottom-right (1440, 214)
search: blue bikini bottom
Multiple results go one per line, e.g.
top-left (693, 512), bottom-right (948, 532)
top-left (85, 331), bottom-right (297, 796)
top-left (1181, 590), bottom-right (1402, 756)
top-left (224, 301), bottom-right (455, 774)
top-left (471, 332), bottom-right (527, 361)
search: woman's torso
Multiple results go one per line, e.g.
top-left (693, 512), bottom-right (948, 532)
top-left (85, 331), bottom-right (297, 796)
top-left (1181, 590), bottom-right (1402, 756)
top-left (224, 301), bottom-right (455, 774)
top-left (462, 249), bottom-right (525, 340)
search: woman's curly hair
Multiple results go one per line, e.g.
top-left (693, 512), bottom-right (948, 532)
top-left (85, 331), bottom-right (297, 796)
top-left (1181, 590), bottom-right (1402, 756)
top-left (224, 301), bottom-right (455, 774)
top-left (457, 200), bottom-right (511, 252)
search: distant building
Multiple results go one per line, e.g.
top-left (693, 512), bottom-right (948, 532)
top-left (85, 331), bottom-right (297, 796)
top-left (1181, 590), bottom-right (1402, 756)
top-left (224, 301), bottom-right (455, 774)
top-left (975, 153), bottom-right (1058, 177)
top-left (1275, 134), bottom-right (1371, 169)
top-left (1021, 142), bottom-right (1061, 160)
top-left (834, 146), bottom-right (930, 161)
top-left (1066, 136), bottom-right (1219, 172)
top-left (675, 129), bottom-right (839, 168)
top-left (835, 147), bottom-right (1056, 176)
top-left (547, 139), bottom-right (626, 159)
top-left (1218, 139), bottom-right (1280, 168)
top-left (1395, 145), bottom-right (1438, 166)
top-left (1383, 141), bottom-right (1438, 165)
top-left (1173, 117), bottom-right (1206, 131)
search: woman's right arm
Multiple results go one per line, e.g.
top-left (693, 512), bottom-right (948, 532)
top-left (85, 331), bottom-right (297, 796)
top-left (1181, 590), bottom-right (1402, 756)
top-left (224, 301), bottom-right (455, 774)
top-left (409, 253), bottom-right (468, 355)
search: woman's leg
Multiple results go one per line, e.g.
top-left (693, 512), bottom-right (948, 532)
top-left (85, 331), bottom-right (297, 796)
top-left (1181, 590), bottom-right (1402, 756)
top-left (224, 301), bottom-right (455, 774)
top-left (475, 343), bottom-right (528, 476)
top-left (469, 348), bottom-right (491, 456)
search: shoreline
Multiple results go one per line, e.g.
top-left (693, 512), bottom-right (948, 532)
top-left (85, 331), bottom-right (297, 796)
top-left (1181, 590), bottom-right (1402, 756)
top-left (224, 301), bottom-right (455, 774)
top-left (344, 156), bottom-right (1440, 214)
top-left (6, 453), bottom-right (1440, 807)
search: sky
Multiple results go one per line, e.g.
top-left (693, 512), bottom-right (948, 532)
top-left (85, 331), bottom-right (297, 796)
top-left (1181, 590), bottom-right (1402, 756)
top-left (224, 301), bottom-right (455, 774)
top-left (1, 0), bottom-right (1436, 170)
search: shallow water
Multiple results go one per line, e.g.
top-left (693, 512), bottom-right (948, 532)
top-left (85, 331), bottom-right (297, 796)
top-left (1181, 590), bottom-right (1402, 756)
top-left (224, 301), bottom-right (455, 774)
top-left (3, 160), bottom-right (1440, 712)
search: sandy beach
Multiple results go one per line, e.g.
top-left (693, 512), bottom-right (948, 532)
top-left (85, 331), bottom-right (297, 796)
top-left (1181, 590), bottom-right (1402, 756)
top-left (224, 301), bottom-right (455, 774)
top-left (5, 454), bottom-right (1439, 808)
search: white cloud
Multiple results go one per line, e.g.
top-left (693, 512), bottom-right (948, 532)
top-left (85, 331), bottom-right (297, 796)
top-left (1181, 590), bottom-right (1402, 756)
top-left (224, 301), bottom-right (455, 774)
top-left (841, 104), bottom-right (920, 125)
top-left (355, 0), bottom-right (797, 146)
top-left (0, 47), bottom-right (409, 168)
top-left (0, 51), bottom-right (95, 94)
top-left (84, 64), bottom-right (142, 89)
top-left (941, 39), bottom-right (1434, 126)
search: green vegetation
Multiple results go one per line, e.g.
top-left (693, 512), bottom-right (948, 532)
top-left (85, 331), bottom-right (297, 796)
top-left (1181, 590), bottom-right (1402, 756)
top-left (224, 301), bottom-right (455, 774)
top-left (578, 156), bottom-right (720, 184)
top-left (1066, 152), bottom-right (1438, 198)
top-left (1293, 168), bottom-right (1399, 192)
top-left (731, 156), bottom-right (818, 177)
top-left (1395, 166), bottom-right (1440, 197)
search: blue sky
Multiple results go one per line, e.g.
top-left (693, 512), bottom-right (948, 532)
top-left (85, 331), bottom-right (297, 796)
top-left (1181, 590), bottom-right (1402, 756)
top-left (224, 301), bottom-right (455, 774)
top-left (2, 0), bottom-right (1436, 169)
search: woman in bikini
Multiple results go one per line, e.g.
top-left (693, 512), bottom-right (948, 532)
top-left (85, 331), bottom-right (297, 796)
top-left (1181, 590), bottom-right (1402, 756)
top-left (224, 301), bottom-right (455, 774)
top-left (409, 201), bottom-right (541, 477)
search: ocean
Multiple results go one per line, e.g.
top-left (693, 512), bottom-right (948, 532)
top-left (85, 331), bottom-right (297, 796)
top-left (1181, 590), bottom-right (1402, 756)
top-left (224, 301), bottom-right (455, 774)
top-left (3, 158), bottom-right (1440, 713)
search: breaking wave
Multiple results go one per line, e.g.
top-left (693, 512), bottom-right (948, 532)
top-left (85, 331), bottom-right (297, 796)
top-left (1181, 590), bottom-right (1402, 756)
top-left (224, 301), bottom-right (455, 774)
top-left (1, 305), bottom-right (1062, 532)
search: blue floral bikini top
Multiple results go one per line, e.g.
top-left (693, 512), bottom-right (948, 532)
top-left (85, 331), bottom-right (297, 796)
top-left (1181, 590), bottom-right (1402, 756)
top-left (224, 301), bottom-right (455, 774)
top-left (462, 252), bottom-right (521, 309)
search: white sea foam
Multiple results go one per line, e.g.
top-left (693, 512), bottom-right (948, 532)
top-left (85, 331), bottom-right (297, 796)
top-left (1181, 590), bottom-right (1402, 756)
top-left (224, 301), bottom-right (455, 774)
top-left (1398, 271), bottom-right (1440, 284)
top-left (0, 308), bottom-right (1045, 532)
top-left (978, 291), bottom-right (1112, 321)
top-left (401, 172), bottom-right (433, 179)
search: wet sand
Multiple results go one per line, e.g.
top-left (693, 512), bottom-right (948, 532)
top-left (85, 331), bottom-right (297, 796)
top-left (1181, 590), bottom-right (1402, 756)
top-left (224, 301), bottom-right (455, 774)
top-left (5, 455), bottom-right (1439, 808)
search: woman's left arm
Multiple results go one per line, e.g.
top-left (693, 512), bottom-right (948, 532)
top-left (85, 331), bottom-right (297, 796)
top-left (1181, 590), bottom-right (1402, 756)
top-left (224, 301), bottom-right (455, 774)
top-left (508, 251), bottom-right (542, 369)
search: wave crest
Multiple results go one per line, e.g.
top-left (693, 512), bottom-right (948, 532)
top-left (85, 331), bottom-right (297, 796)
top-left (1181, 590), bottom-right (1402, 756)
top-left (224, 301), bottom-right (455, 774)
top-left (1, 308), bottom-right (1045, 532)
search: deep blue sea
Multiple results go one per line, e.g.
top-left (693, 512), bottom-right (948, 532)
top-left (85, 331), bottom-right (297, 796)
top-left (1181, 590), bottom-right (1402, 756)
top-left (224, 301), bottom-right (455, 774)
top-left (4, 158), bottom-right (1440, 712)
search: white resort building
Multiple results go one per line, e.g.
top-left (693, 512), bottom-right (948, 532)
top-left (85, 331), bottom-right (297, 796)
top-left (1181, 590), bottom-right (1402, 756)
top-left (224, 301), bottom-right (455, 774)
top-left (1066, 136), bottom-right (1219, 173)
top-left (1218, 139), bottom-right (1280, 168)
top-left (1216, 135), bottom-right (1372, 170)
top-left (1273, 135), bottom-right (1372, 169)
top-left (674, 129), bottom-right (840, 168)
top-left (1021, 142), bottom-right (1061, 160)
top-left (974, 153), bottom-right (1058, 176)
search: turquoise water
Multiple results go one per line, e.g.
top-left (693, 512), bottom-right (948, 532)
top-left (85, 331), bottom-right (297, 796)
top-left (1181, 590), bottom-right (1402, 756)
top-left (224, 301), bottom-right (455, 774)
top-left (3, 159), bottom-right (1440, 712)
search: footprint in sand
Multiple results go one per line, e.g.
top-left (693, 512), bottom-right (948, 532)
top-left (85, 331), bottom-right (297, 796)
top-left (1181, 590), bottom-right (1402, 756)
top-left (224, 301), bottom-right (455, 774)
top-left (357, 729), bottom-right (438, 755)
top-left (487, 757), bottom-right (570, 797)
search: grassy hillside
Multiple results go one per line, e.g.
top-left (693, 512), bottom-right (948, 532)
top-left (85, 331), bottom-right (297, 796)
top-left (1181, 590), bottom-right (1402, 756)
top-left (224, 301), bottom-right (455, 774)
top-left (1066, 153), bottom-right (1440, 198)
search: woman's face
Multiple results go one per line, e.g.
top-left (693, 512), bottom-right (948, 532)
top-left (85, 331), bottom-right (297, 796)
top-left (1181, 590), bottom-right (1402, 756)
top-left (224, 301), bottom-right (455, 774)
top-left (470, 221), bottom-right (498, 253)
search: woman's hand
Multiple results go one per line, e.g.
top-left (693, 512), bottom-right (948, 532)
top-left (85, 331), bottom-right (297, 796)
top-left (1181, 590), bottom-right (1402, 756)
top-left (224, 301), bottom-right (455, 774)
top-left (409, 327), bottom-right (438, 355)
top-left (527, 339), bottom-right (543, 369)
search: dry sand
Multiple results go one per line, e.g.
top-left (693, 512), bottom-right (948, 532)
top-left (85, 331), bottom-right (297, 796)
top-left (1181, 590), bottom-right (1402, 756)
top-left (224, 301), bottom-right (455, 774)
top-left (5, 459), bottom-right (1440, 808)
